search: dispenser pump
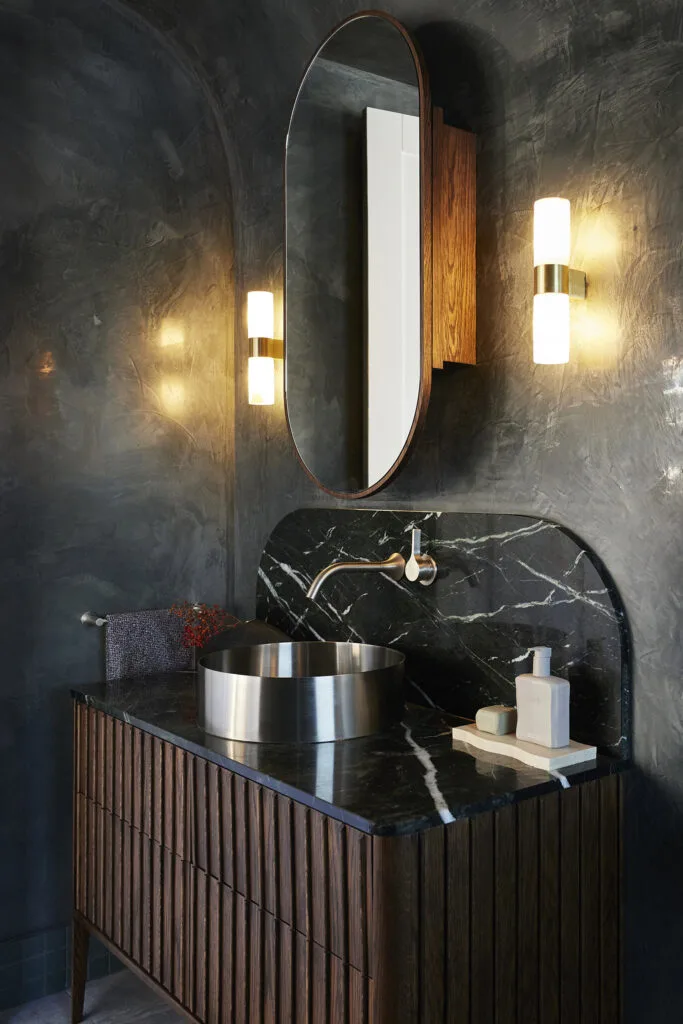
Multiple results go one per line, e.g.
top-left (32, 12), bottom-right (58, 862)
top-left (532, 646), bottom-right (552, 677)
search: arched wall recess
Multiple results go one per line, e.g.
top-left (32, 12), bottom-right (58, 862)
top-left (282, 10), bottom-right (476, 499)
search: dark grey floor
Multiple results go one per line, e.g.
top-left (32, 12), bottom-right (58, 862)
top-left (0, 970), bottom-right (183, 1022)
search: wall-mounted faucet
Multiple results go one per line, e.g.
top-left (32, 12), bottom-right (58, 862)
top-left (306, 528), bottom-right (437, 600)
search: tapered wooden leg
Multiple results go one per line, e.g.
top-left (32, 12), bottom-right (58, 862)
top-left (71, 914), bottom-right (89, 1024)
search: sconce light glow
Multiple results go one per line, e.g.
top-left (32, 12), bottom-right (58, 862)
top-left (248, 356), bottom-right (275, 406)
top-left (247, 290), bottom-right (281, 406)
top-left (247, 291), bottom-right (275, 340)
top-left (533, 198), bottom-right (573, 365)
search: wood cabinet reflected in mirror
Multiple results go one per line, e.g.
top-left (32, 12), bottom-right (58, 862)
top-left (285, 11), bottom-right (476, 498)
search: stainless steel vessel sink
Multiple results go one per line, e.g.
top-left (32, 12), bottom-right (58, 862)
top-left (198, 641), bottom-right (405, 743)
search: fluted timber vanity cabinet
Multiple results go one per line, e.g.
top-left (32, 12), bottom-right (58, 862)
top-left (72, 694), bottom-right (623, 1024)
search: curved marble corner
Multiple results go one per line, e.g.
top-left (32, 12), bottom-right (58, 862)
top-left (256, 508), bottom-right (631, 758)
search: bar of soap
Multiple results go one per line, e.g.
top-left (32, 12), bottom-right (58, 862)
top-left (475, 705), bottom-right (517, 736)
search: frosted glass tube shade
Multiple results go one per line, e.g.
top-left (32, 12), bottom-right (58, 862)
top-left (247, 291), bottom-right (274, 338)
top-left (534, 198), bottom-right (571, 266)
top-left (533, 293), bottom-right (570, 364)
top-left (248, 356), bottom-right (275, 405)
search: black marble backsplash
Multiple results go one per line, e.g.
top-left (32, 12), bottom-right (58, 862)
top-left (256, 509), bottom-right (630, 757)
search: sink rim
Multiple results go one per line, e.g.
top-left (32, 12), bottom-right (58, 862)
top-left (197, 640), bottom-right (405, 743)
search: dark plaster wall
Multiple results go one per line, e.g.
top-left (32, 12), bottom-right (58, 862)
top-left (133, 0), bottom-right (682, 1018)
top-left (0, 0), bottom-right (233, 999)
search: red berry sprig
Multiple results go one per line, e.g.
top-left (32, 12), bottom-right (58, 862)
top-left (171, 602), bottom-right (241, 649)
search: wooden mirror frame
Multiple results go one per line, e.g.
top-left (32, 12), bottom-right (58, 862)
top-left (284, 10), bottom-right (476, 500)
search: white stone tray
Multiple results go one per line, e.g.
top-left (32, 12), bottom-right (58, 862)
top-left (452, 724), bottom-right (597, 771)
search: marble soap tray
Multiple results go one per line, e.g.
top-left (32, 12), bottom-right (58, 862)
top-left (452, 724), bottom-right (597, 771)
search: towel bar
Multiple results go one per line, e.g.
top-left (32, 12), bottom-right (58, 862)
top-left (80, 612), bottom-right (107, 627)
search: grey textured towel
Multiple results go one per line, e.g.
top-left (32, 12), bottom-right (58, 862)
top-left (105, 609), bottom-right (193, 680)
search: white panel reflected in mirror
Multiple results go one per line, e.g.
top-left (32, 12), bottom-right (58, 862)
top-left (365, 107), bottom-right (420, 485)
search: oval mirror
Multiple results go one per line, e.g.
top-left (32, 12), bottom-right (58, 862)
top-left (285, 12), bottom-right (430, 498)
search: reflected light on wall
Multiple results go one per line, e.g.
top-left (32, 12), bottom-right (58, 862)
top-left (160, 376), bottom-right (186, 413)
top-left (37, 351), bottom-right (55, 376)
top-left (573, 304), bottom-right (621, 369)
top-left (159, 318), bottom-right (185, 348)
top-left (247, 291), bottom-right (282, 406)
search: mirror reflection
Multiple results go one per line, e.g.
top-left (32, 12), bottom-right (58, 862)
top-left (285, 15), bottom-right (422, 495)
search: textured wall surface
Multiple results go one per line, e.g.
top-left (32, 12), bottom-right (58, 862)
top-left (0, 0), bottom-right (233, 1005)
top-left (131, 0), bottom-right (681, 1018)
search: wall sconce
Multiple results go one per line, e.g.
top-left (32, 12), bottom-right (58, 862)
top-left (533, 198), bottom-right (587, 364)
top-left (247, 291), bottom-right (282, 405)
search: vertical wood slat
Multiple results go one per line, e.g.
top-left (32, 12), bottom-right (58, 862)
top-left (131, 822), bottom-right (142, 964)
top-left (194, 754), bottom-right (207, 872)
top-left (96, 710), bottom-right (106, 810)
top-left (517, 798), bottom-right (540, 1024)
top-left (122, 722), bottom-right (133, 826)
top-left (174, 746), bottom-right (187, 862)
top-left (162, 846), bottom-right (173, 993)
top-left (294, 803), bottom-right (311, 937)
top-left (420, 826), bottom-right (445, 1024)
top-left (350, 966), bottom-right (368, 1024)
top-left (104, 714), bottom-right (115, 813)
top-left (132, 725), bottom-right (143, 832)
top-left (263, 787), bottom-right (278, 917)
top-left (371, 834), bottom-right (419, 1024)
top-left (163, 742), bottom-right (174, 853)
top-left (347, 828), bottom-right (369, 976)
top-left (234, 774), bottom-right (248, 898)
top-left (581, 781), bottom-right (601, 1024)
top-left (152, 736), bottom-right (164, 847)
top-left (494, 805), bottom-right (517, 1024)
top-left (142, 730), bottom-right (153, 838)
top-left (113, 718), bottom-right (123, 820)
top-left (446, 819), bottom-right (470, 1023)
top-left (121, 812), bottom-right (132, 957)
top-left (250, 902), bottom-right (264, 1024)
top-left (151, 840), bottom-right (163, 984)
top-left (539, 793), bottom-right (561, 1024)
top-left (208, 762), bottom-right (222, 881)
top-left (112, 814), bottom-right (123, 949)
top-left (295, 929), bottom-right (310, 1024)
top-left (600, 775), bottom-right (621, 1024)
top-left (172, 852), bottom-right (185, 1006)
top-left (249, 782), bottom-right (264, 908)
top-left (278, 795), bottom-right (294, 928)
top-left (194, 866), bottom-right (208, 1020)
top-left (560, 786), bottom-right (581, 1024)
top-left (263, 912), bottom-right (278, 1024)
top-left (221, 768), bottom-right (235, 890)
top-left (312, 940), bottom-right (329, 1024)
top-left (234, 888), bottom-right (249, 1024)
top-left (207, 875), bottom-right (222, 1024)
top-left (278, 915), bottom-right (294, 1024)
top-left (471, 812), bottom-right (495, 1024)
top-left (182, 859), bottom-right (195, 1014)
top-left (96, 802), bottom-right (105, 934)
top-left (311, 810), bottom-right (329, 950)
top-left (140, 829), bottom-right (152, 974)
top-left (329, 953), bottom-right (347, 1024)
top-left (221, 883), bottom-right (235, 1024)
top-left (328, 819), bottom-right (348, 966)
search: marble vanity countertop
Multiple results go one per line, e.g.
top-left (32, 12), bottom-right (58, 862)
top-left (72, 674), bottom-right (627, 836)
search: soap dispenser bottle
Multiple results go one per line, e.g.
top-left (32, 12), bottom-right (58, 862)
top-left (515, 646), bottom-right (570, 749)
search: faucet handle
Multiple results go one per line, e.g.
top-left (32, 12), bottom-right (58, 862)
top-left (405, 528), bottom-right (437, 587)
